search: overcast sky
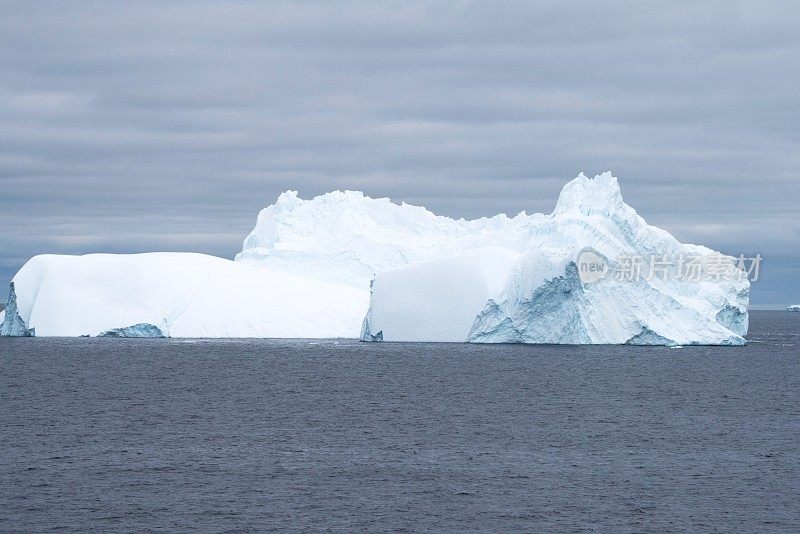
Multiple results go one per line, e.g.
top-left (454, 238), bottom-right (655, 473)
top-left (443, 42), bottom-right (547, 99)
top-left (1, 1), bottom-right (798, 306)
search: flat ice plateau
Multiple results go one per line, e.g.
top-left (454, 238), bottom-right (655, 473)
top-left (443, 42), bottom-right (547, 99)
top-left (1, 254), bottom-right (365, 338)
top-left (2, 172), bottom-right (749, 344)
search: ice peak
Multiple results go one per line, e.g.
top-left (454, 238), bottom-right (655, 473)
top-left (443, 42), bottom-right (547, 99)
top-left (553, 172), bottom-right (625, 216)
top-left (275, 190), bottom-right (300, 205)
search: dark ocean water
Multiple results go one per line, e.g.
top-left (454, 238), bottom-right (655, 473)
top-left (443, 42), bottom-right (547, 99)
top-left (1, 312), bottom-right (798, 533)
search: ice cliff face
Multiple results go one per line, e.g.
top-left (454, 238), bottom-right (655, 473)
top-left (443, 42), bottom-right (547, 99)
top-left (1, 253), bottom-right (366, 338)
top-left (2, 172), bottom-right (749, 343)
top-left (0, 283), bottom-right (34, 336)
top-left (360, 173), bottom-right (749, 345)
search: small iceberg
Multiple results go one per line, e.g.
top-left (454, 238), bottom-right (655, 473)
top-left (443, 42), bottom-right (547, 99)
top-left (98, 323), bottom-right (166, 338)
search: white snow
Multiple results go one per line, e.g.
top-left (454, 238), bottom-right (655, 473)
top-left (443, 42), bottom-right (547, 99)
top-left (3, 253), bottom-right (366, 338)
top-left (235, 189), bottom-right (538, 287)
top-left (360, 173), bottom-right (749, 345)
top-left (360, 247), bottom-right (521, 342)
top-left (2, 172), bottom-right (749, 344)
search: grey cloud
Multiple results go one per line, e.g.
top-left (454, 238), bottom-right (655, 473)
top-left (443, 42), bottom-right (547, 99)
top-left (0, 0), bottom-right (798, 305)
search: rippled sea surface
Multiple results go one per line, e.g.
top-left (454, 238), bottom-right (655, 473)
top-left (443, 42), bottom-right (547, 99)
top-left (1, 311), bottom-right (799, 532)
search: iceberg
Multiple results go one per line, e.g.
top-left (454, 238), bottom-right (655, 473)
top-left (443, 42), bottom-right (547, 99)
top-left (360, 173), bottom-right (748, 345)
top-left (788, 305), bottom-right (800, 312)
top-left (1, 172), bottom-right (749, 344)
top-left (1, 253), bottom-right (366, 338)
top-left (98, 323), bottom-right (167, 338)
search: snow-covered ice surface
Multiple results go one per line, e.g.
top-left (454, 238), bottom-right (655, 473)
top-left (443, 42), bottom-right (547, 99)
top-left (360, 173), bottom-right (748, 345)
top-left (360, 247), bottom-right (521, 342)
top-left (2, 172), bottom-right (748, 343)
top-left (236, 189), bottom-right (540, 288)
top-left (1, 253), bottom-right (366, 338)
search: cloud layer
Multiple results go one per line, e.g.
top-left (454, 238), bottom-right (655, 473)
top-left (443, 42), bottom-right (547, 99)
top-left (1, 1), bottom-right (798, 305)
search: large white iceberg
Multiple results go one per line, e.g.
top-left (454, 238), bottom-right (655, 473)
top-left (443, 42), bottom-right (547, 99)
top-left (1, 172), bottom-right (749, 343)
